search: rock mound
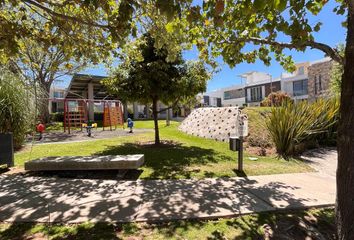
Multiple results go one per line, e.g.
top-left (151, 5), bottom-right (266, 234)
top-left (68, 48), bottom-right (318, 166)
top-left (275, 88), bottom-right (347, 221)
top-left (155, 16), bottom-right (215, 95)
top-left (179, 107), bottom-right (241, 142)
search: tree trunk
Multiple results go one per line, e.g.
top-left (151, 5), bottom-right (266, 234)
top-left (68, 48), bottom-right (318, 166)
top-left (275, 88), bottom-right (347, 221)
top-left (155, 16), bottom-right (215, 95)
top-left (152, 98), bottom-right (160, 144)
top-left (40, 83), bottom-right (51, 123)
top-left (336, 2), bottom-right (354, 239)
top-left (166, 106), bottom-right (170, 126)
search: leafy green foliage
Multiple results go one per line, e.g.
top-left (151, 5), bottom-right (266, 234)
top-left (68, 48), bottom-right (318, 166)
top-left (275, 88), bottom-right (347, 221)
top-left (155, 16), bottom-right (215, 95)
top-left (266, 98), bottom-right (339, 158)
top-left (184, 0), bottom-right (345, 70)
top-left (0, 67), bottom-right (36, 148)
top-left (9, 38), bottom-right (86, 122)
top-left (0, 0), bottom-right (194, 65)
top-left (105, 33), bottom-right (210, 144)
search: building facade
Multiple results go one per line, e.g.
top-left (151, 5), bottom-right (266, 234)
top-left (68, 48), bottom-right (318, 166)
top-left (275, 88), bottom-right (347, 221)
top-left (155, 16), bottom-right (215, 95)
top-left (49, 87), bottom-right (66, 113)
top-left (202, 84), bottom-right (245, 107)
top-left (280, 58), bottom-right (333, 102)
top-left (243, 72), bottom-right (281, 106)
top-left (307, 58), bottom-right (333, 101)
top-left (281, 62), bottom-right (310, 101)
top-left (201, 58), bottom-right (333, 108)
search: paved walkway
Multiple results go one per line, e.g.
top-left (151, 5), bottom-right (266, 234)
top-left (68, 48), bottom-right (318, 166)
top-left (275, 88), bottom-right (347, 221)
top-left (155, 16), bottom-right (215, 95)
top-left (0, 149), bottom-right (337, 223)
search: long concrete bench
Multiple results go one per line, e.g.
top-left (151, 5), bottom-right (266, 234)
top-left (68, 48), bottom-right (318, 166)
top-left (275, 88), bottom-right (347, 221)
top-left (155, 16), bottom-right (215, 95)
top-left (24, 155), bottom-right (144, 171)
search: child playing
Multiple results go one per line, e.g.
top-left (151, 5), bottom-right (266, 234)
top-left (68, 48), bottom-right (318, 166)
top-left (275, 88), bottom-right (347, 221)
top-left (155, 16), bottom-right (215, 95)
top-left (127, 118), bottom-right (134, 133)
top-left (36, 121), bottom-right (45, 141)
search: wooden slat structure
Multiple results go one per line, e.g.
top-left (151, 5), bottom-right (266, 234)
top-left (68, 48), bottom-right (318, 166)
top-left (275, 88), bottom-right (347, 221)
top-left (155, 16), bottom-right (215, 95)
top-left (103, 102), bottom-right (124, 130)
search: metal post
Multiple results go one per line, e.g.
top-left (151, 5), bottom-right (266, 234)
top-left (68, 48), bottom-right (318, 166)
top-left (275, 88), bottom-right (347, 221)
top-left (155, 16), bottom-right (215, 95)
top-left (238, 137), bottom-right (244, 171)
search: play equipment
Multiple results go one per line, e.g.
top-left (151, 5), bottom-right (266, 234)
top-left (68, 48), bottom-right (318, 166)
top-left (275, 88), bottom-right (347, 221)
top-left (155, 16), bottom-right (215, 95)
top-left (82, 122), bottom-right (98, 137)
top-left (61, 98), bottom-right (124, 134)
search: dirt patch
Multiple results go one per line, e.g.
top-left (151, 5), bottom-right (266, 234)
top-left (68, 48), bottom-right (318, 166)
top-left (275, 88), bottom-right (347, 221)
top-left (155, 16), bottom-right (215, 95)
top-left (246, 146), bottom-right (276, 156)
top-left (136, 140), bottom-right (181, 148)
top-left (0, 167), bottom-right (25, 175)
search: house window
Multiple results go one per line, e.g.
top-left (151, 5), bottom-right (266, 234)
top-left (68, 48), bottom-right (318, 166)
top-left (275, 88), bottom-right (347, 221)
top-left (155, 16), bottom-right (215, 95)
top-left (293, 79), bottom-right (308, 96)
top-left (224, 89), bottom-right (245, 100)
top-left (250, 86), bottom-right (262, 102)
top-left (298, 66), bottom-right (305, 75)
top-left (314, 75), bottom-right (322, 95)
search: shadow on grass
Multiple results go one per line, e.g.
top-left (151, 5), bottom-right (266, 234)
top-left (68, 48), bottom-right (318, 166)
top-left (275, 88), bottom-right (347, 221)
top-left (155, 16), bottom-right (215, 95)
top-left (0, 208), bottom-right (336, 240)
top-left (223, 208), bottom-right (336, 240)
top-left (0, 222), bottom-right (37, 240)
top-left (95, 142), bottom-right (230, 179)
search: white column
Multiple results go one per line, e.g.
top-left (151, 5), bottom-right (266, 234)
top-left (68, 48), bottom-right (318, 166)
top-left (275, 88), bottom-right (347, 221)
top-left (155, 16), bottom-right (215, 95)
top-left (261, 86), bottom-right (266, 99)
top-left (88, 83), bottom-right (94, 121)
top-left (246, 88), bottom-right (251, 102)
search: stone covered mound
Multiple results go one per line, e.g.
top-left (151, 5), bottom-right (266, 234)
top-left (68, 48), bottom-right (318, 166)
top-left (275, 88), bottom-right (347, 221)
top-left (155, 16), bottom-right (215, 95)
top-left (179, 107), bottom-right (241, 142)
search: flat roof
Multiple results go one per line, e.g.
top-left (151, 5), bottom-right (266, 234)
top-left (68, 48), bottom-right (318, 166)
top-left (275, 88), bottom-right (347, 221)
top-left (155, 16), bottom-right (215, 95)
top-left (65, 74), bottom-right (116, 99)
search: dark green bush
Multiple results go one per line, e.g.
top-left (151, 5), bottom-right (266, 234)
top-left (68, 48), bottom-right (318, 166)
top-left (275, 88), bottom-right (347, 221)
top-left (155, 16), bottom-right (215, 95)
top-left (50, 112), bottom-right (64, 122)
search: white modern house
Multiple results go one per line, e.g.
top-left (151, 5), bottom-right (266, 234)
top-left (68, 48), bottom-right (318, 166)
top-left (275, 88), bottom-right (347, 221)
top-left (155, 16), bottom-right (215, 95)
top-left (281, 62), bottom-right (310, 101)
top-left (280, 58), bottom-right (333, 102)
top-left (242, 71), bottom-right (281, 106)
top-left (202, 84), bottom-right (245, 107)
top-left (49, 86), bottom-right (66, 113)
top-left (201, 58), bottom-right (333, 108)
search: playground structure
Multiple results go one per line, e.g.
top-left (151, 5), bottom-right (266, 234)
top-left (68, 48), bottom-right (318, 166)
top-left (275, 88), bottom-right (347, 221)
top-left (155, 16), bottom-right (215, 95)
top-left (49, 98), bottom-right (124, 134)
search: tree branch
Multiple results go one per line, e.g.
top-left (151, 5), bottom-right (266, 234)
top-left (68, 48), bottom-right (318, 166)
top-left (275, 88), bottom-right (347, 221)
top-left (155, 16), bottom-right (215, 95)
top-left (156, 98), bottom-right (181, 113)
top-left (230, 37), bottom-right (345, 65)
top-left (22, 0), bottom-right (109, 29)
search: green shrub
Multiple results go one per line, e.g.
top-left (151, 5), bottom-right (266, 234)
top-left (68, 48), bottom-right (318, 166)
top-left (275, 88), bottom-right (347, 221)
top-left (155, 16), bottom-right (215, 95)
top-left (265, 98), bottom-right (339, 158)
top-left (0, 68), bottom-right (36, 149)
top-left (50, 112), bottom-right (64, 122)
top-left (244, 107), bottom-right (273, 148)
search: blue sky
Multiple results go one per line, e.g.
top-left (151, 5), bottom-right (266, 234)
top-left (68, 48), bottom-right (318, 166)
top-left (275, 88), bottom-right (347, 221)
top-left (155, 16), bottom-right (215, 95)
top-left (56, 1), bottom-right (346, 92)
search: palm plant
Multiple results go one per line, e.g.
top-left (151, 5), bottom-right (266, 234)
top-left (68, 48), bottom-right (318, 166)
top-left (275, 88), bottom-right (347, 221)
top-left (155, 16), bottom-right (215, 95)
top-left (266, 98), bottom-right (339, 158)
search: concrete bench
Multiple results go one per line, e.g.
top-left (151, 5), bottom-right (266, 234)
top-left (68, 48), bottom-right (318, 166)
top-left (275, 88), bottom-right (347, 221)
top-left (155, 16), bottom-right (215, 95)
top-left (24, 155), bottom-right (144, 171)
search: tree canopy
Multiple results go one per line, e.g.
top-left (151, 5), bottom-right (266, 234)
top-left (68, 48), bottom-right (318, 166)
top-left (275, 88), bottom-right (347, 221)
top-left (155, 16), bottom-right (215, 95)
top-left (105, 33), bottom-right (210, 144)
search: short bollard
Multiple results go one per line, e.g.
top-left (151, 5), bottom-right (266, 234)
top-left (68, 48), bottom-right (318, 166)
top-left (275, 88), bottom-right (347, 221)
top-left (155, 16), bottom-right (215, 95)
top-left (229, 136), bottom-right (243, 171)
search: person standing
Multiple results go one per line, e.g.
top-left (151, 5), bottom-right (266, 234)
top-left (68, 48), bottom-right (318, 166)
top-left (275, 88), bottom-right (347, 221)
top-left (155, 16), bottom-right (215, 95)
top-left (127, 118), bottom-right (134, 133)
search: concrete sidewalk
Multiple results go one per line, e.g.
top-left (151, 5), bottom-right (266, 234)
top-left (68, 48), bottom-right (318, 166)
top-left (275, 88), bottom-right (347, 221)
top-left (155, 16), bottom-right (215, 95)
top-left (0, 172), bottom-right (335, 223)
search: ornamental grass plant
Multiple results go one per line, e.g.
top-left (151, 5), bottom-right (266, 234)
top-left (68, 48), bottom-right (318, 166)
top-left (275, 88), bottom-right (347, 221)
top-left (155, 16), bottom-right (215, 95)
top-left (266, 98), bottom-right (339, 158)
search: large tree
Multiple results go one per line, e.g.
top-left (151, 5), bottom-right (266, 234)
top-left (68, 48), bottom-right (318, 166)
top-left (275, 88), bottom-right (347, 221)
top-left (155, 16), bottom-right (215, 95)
top-left (8, 39), bottom-right (86, 122)
top-left (105, 34), bottom-right (209, 144)
top-left (2, 0), bottom-right (354, 238)
top-left (0, 0), bottom-right (192, 62)
top-left (180, 1), bottom-right (352, 239)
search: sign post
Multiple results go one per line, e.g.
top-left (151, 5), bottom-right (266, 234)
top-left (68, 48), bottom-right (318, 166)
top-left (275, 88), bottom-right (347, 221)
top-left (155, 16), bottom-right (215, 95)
top-left (229, 113), bottom-right (248, 171)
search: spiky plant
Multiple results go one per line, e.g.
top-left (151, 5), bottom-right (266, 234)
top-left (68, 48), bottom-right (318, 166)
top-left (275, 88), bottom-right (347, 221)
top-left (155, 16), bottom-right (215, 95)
top-left (266, 98), bottom-right (339, 158)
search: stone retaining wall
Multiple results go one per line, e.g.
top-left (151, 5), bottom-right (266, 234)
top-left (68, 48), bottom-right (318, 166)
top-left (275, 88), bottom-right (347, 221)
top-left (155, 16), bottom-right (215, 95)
top-left (179, 107), bottom-right (242, 142)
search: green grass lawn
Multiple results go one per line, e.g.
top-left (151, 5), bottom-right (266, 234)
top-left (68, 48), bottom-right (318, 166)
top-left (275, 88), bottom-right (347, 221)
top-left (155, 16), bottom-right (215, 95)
top-left (15, 120), bottom-right (312, 179)
top-left (0, 208), bottom-right (335, 240)
top-left (15, 121), bottom-right (312, 179)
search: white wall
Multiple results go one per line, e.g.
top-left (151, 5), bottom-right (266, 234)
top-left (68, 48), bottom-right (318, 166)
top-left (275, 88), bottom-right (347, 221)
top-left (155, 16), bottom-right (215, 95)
top-left (245, 72), bottom-right (271, 86)
top-left (203, 84), bottom-right (245, 107)
top-left (223, 98), bottom-right (245, 106)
